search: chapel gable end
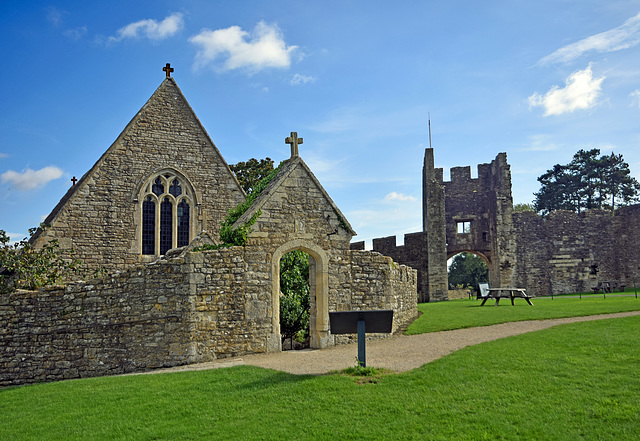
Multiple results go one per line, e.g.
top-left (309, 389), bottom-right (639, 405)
top-left (34, 67), bottom-right (245, 272)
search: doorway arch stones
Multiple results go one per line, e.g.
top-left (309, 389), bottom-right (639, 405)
top-left (270, 239), bottom-right (331, 351)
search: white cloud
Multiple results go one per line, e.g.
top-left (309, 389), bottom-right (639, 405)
top-left (1, 166), bottom-right (64, 191)
top-left (291, 74), bottom-right (316, 85)
top-left (110, 12), bottom-right (183, 42)
top-left (631, 89), bottom-right (640, 109)
top-left (384, 192), bottom-right (417, 202)
top-left (0, 153), bottom-right (8, 159)
top-left (46, 7), bottom-right (66, 27)
top-left (64, 26), bottom-right (87, 41)
top-left (539, 12), bottom-right (640, 65)
top-left (528, 66), bottom-right (605, 116)
top-left (189, 21), bottom-right (297, 73)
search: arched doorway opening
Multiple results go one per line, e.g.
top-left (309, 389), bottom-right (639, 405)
top-left (279, 250), bottom-right (310, 350)
top-left (447, 251), bottom-right (489, 299)
top-left (271, 240), bottom-right (330, 351)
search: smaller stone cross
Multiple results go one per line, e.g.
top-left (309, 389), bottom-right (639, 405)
top-left (71, 176), bottom-right (78, 186)
top-left (285, 132), bottom-right (303, 158)
top-left (163, 63), bottom-right (174, 78)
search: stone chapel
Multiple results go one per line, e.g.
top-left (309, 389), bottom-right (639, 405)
top-left (33, 67), bottom-right (246, 270)
top-left (0, 66), bottom-right (418, 386)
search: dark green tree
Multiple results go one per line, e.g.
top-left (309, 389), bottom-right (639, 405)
top-left (229, 157), bottom-right (274, 194)
top-left (600, 152), bottom-right (640, 211)
top-left (534, 149), bottom-right (640, 214)
top-left (448, 252), bottom-right (488, 289)
top-left (533, 163), bottom-right (582, 214)
top-left (279, 250), bottom-right (310, 348)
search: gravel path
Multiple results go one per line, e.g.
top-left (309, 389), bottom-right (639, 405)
top-left (137, 311), bottom-right (640, 376)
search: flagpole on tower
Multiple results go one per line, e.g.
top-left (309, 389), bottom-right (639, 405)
top-left (428, 113), bottom-right (432, 148)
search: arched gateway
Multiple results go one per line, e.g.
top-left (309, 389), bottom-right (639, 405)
top-left (231, 141), bottom-right (418, 354)
top-left (272, 240), bottom-right (330, 349)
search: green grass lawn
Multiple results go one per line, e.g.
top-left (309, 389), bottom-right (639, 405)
top-left (1, 296), bottom-right (639, 440)
top-left (406, 294), bottom-right (640, 334)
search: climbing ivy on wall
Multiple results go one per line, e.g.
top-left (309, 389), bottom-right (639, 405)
top-left (195, 160), bottom-right (286, 250)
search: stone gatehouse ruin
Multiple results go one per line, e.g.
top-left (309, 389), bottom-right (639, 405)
top-left (355, 148), bottom-right (640, 301)
top-left (0, 70), bottom-right (417, 386)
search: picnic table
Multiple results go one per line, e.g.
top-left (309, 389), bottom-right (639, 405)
top-left (591, 281), bottom-right (626, 294)
top-left (480, 287), bottom-right (534, 306)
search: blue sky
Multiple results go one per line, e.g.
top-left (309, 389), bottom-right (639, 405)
top-left (2, 1), bottom-right (640, 248)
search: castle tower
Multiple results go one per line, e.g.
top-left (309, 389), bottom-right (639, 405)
top-left (422, 148), bottom-right (448, 301)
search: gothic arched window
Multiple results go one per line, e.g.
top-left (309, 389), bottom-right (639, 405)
top-left (140, 171), bottom-right (194, 256)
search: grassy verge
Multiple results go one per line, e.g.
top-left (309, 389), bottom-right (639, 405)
top-left (1, 316), bottom-right (638, 440)
top-left (406, 295), bottom-right (640, 334)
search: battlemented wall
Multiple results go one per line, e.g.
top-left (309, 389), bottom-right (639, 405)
top-left (364, 148), bottom-right (640, 300)
top-left (365, 150), bottom-right (516, 301)
top-left (367, 232), bottom-right (429, 302)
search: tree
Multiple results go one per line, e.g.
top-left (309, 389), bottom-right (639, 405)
top-left (229, 157), bottom-right (274, 194)
top-left (513, 203), bottom-right (534, 212)
top-left (448, 252), bottom-right (488, 289)
top-left (534, 149), bottom-right (640, 214)
top-left (0, 226), bottom-right (85, 294)
top-left (279, 250), bottom-right (310, 347)
top-left (600, 152), bottom-right (640, 211)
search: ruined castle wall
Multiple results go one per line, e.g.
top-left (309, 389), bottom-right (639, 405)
top-left (512, 212), bottom-right (551, 295)
top-left (513, 207), bottom-right (640, 296)
top-left (612, 205), bottom-right (640, 282)
top-left (371, 233), bottom-right (429, 301)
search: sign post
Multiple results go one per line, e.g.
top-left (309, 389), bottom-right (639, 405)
top-left (329, 310), bottom-right (394, 367)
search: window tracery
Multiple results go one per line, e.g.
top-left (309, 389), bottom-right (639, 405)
top-left (140, 171), bottom-right (194, 256)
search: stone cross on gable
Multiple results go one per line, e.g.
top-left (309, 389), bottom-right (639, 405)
top-left (285, 132), bottom-right (303, 158)
top-left (163, 63), bottom-right (174, 78)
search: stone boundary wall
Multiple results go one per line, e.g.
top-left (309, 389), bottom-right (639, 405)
top-left (187, 248), bottom-right (273, 360)
top-left (1, 248), bottom-right (417, 386)
top-left (0, 260), bottom-right (194, 387)
top-left (331, 250), bottom-right (418, 343)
